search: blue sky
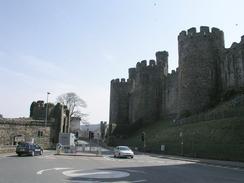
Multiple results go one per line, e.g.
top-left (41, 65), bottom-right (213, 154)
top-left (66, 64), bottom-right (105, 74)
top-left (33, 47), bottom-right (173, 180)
top-left (0, 0), bottom-right (244, 123)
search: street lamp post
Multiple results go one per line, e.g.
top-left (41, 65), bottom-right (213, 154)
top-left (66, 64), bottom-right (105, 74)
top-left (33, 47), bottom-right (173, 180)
top-left (45, 92), bottom-right (51, 127)
top-left (180, 131), bottom-right (184, 156)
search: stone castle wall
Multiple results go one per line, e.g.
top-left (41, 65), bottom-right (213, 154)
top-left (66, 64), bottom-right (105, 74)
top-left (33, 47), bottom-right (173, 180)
top-left (0, 118), bottom-right (56, 148)
top-left (109, 26), bottom-right (244, 135)
top-left (109, 79), bottom-right (130, 127)
top-left (0, 101), bottom-right (70, 149)
top-left (165, 70), bottom-right (178, 117)
top-left (220, 37), bottom-right (244, 92)
top-left (128, 59), bottom-right (164, 124)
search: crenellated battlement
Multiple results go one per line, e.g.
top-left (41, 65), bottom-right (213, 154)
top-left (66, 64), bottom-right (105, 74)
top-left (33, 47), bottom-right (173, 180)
top-left (129, 68), bottom-right (136, 79)
top-left (111, 78), bottom-right (131, 86)
top-left (241, 35), bottom-right (244, 43)
top-left (230, 42), bottom-right (239, 49)
top-left (149, 59), bottom-right (156, 66)
top-left (141, 60), bottom-right (147, 67)
top-left (228, 35), bottom-right (244, 48)
top-left (167, 69), bottom-right (178, 78)
top-left (135, 59), bottom-right (164, 71)
top-left (178, 26), bottom-right (224, 42)
top-left (156, 51), bottom-right (168, 58)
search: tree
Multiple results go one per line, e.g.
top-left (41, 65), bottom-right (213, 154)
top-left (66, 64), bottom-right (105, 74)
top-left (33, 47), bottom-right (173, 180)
top-left (56, 92), bottom-right (88, 122)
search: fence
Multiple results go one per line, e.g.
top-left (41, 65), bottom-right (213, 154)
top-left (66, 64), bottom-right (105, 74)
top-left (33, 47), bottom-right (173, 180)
top-left (145, 143), bottom-right (244, 162)
top-left (175, 106), bottom-right (244, 125)
top-left (56, 140), bottom-right (102, 156)
top-left (0, 145), bottom-right (16, 154)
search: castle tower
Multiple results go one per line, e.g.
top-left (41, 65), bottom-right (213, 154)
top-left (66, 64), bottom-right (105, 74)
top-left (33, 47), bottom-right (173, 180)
top-left (109, 78), bottom-right (130, 134)
top-left (128, 54), bottom-right (167, 124)
top-left (178, 26), bottom-right (225, 116)
top-left (220, 36), bottom-right (244, 91)
top-left (155, 51), bottom-right (169, 117)
top-left (156, 51), bottom-right (168, 77)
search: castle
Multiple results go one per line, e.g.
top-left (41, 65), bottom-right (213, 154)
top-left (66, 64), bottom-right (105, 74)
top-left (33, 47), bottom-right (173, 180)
top-left (109, 26), bottom-right (244, 134)
top-left (0, 101), bottom-right (70, 149)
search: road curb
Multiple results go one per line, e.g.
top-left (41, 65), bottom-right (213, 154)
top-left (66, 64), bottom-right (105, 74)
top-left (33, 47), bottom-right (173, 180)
top-left (55, 153), bottom-right (102, 157)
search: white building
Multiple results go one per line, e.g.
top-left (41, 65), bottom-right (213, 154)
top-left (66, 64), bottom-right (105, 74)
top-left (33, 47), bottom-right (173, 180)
top-left (80, 124), bottom-right (100, 139)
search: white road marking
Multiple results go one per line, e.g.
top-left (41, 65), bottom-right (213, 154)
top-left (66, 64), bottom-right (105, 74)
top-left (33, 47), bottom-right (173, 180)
top-left (103, 156), bottom-right (115, 161)
top-left (38, 155), bottom-right (56, 159)
top-left (63, 181), bottom-right (99, 183)
top-left (63, 179), bottom-right (147, 183)
top-left (37, 167), bottom-right (72, 175)
top-left (198, 162), bottom-right (244, 172)
top-left (125, 180), bottom-right (147, 183)
top-left (119, 169), bottom-right (145, 174)
top-left (62, 169), bottom-right (130, 179)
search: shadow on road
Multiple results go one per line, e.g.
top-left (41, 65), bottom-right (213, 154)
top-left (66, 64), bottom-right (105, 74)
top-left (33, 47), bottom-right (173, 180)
top-left (65, 163), bottom-right (244, 183)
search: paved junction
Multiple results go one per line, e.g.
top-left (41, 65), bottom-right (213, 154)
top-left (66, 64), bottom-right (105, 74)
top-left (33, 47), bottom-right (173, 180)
top-left (0, 149), bottom-right (243, 183)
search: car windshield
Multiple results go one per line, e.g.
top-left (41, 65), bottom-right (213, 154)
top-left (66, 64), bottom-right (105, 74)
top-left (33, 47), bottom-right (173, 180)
top-left (119, 146), bottom-right (130, 151)
top-left (18, 143), bottom-right (29, 148)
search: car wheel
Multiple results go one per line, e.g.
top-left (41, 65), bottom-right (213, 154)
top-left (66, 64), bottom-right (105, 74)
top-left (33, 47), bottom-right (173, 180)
top-left (131, 156), bottom-right (134, 159)
top-left (118, 153), bottom-right (120, 158)
top-left (31, 151), bottom-right (35, 156)
top-left (17, 153), bottom-right (21, 157)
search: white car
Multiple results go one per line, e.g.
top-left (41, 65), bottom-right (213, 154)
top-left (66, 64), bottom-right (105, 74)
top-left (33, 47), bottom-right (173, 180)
top-left (113, 146), bottom-right (134, 158)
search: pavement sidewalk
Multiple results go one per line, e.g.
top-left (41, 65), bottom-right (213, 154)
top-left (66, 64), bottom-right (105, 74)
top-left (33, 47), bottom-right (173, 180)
top-left (143, 152), bottom-right (244, 169)
top-left (55, 151), bottom-right (103, 157)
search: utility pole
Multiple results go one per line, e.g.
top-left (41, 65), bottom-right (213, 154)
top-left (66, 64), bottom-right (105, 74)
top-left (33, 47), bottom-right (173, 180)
top-left (45, 92), bottom-right (50, 127)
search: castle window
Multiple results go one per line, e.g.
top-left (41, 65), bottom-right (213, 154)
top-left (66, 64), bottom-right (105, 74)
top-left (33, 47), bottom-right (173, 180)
top-left (38, 130), bottom-right (43, 137)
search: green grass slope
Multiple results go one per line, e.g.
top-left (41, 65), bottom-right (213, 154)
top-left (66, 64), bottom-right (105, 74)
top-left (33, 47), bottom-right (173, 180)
top-left (109, 94), bottom-right (244, 163)
top-left (110, 117), bottom-right (244, 161)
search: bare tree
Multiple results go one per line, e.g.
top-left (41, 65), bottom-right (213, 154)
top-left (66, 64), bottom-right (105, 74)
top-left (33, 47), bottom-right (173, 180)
top-left (56, 92), bottom-right (88, 121)
top-left (72, 110), bottom-right (89, 124)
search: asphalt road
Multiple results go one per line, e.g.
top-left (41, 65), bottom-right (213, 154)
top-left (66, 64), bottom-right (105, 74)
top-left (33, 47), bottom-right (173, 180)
top-left (0, 149), bottom-right (244, 183)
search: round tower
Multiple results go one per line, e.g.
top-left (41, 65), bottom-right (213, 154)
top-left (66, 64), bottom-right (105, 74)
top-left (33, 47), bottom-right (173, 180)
top-left (178, 26), bottom-right (225, 116)
top-left (109, 79), bottom-right (130, 134)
